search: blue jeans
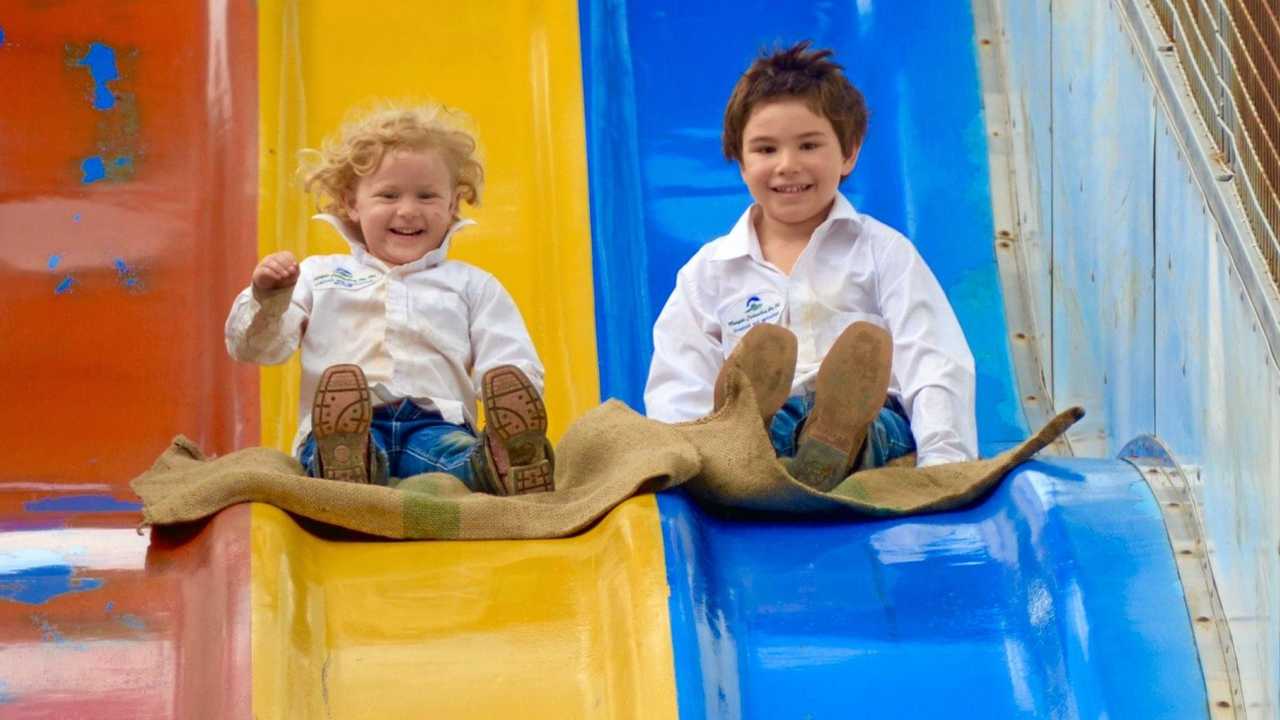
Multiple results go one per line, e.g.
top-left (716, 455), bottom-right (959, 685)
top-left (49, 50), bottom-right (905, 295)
top-left (298, 400), bottom-right (482, 490)
top-left (769, 394), bottom-right (916, 471)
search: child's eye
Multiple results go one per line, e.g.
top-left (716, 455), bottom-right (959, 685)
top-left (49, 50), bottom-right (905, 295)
top-left (419, 192), bottom-right (438, 200)
top-left (800, 142), bottom-right (820, 150)
top-left (378, 192), bottom-right (397, 199)
top-left (754, 146), bottom-right (776, 155)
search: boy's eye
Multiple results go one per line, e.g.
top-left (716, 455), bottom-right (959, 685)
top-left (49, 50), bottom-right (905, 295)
top-left (753, 146), bottom-right (776, 155)
top-left (800, 142), bottom-right (819, 150)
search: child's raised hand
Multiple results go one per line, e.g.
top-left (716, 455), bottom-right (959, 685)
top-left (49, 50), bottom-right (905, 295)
top-left (252, 251), bottom-right (300, 291)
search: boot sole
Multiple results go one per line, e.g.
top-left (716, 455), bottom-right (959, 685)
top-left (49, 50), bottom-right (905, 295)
top-left (312, 364), bottom-right (372, 483)
top-left (714, 323), bottom-right (799, 424)
top-left (482, 365), bottom-right (553, 494)
top-left (793, 322), bottom-right (892, 491)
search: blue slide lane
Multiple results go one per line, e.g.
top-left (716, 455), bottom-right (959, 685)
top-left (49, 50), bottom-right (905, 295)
top-left (657, 461), bottom-right (1207, 718)
top-left (579, 1), bottom-right (1207, 716)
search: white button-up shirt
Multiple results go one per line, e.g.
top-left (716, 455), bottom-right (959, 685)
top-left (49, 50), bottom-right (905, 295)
top-left (645, 194), bottom-right (977, 466)
top-left (226, 215), bottom-right (544, 453)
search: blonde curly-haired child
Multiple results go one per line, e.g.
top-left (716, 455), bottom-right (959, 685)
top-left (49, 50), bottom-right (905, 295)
top-left (226, 103), bottom-right (553, 495)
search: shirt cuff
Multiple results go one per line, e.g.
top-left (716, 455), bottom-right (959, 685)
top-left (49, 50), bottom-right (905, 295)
top-left (915, 454), bottom-right (956, 468)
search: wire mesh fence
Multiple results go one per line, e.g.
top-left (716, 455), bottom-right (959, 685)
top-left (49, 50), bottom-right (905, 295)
top-left (1151, 0), bottom-right (1279, 290)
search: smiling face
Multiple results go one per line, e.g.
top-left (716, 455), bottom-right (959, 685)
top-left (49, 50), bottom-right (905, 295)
top-left (739, 98), bottom-right (858, 240)
top-left (346, 147), bottom-right (460, 265)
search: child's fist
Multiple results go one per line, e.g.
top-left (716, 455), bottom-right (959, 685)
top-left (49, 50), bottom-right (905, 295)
top-left (252, 251), bottom-right (300, 291)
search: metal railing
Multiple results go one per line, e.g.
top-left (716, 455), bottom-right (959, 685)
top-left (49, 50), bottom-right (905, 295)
top-left (1151, 0), bottom-right (1280, 290)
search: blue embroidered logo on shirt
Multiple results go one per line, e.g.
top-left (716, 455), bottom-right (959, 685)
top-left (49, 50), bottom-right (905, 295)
top-left (725, 290), bottom-right (783, 335)
top-left (314, 266), bottom-right (379, 291)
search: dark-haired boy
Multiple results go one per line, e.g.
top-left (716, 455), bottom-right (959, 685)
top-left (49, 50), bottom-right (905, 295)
top-left (645, 42), bottom-right (977, 490)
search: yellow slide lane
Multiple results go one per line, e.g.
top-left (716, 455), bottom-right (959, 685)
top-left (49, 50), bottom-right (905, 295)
top-left (253, 2), bottom-right (675, 718)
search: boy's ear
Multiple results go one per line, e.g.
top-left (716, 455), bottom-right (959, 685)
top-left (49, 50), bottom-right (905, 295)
top-left (343, 193), bottom-right (359, 223)
top-left (841, 146), bottom-right (861, 177)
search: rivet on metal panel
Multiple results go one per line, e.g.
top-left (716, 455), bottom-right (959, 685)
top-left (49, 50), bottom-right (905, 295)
top-left (1025, 395), bottom-right (1037, 403)
top-left (1014, 332), bottom-right (1027, 341)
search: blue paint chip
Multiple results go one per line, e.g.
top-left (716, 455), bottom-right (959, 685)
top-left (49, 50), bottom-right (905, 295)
top-left (23, 495), bottom-right (142, 513)
top-left (0, 565), bottom-right (103, 605)
top-left (54, 276), bottom-right (74, 295)
top-left (81, 156), bottom-right (106, 184)
top-left (72, 213), bottom-right (82, 222)
top-left (113, 156), bottom-right (131, 168)
top-left (118, 613), bottom-right (146, 631)
top-left (105, 600), bottom-right (115, 613)
top-left (76, 42), bottom-right (119, 111)
top-left (47, 255), bottom-right (61, 271)
top-left (113, 258), bottom-right (142, 290)
top-left (0, 27), bottom-right (6, 48)
top-left (0, 679), bottom-right (12, 704)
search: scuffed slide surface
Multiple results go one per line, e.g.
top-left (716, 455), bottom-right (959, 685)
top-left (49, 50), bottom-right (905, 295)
top-left (250, 499), bottom-right (676, 719)
top-left (0, 1), bottom-right (256, 717)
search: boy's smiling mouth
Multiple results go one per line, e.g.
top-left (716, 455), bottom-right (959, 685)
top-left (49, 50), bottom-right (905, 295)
top-left (772, 183), bottom-right (814, 194)
top-left (389, 228), bottom-right (424, 236)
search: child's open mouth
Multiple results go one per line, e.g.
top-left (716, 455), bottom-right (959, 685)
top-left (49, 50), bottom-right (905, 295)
top-left (772, 184), bottom-right (813, 194)
top-left (389, 228), bottom-right (424, 236)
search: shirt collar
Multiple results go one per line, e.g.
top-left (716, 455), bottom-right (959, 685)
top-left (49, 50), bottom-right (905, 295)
top-left (710, 192), bottom-right (863, 262)
top-left (311, 213), bottom-right (477, 272)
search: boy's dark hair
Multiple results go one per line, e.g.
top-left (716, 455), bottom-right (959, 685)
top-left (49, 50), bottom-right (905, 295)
top-left (722, 41), bottom-right (868, 164)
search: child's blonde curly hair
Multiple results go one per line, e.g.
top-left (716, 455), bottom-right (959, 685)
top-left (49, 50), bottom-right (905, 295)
top-left (302, 102), bottom-right (484, 221)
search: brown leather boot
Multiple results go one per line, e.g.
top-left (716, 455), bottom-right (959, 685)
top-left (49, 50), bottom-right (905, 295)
top-left (713, 323), bottom-right (798, 427)
top-left (472, 365), bottom-right (554, 495)
top-left (791, 322), bottom-right (893, 491)
top-left (312, 364), bottom-right (373, 483)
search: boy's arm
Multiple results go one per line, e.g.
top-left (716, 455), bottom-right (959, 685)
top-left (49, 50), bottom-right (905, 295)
top-left (467, 276), bottom-right (545, 393)
top-left (644, 271), bottom-right (722, 422)
top-left (877, 241), bottom-right (978, 466)
top-left (224, 268), bottom-right (310, 365)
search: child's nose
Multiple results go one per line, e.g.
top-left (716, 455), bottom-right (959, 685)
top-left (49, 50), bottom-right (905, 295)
top-left (776, 149), bottom-right (800, 173)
